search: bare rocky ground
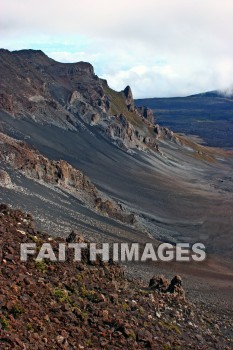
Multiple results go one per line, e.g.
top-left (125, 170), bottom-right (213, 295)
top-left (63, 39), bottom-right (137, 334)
top-left (0, 205), bottom-right (232, 349)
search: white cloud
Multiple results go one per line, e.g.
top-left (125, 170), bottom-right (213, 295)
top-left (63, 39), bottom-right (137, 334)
top-left (1, 0), bottom-right (233, 97)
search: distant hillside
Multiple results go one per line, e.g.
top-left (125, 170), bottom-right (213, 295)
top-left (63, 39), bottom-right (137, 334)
top-left (189, 89), bottom-right (233, 98)
top-left (136, 92), bottom-right (233, 148)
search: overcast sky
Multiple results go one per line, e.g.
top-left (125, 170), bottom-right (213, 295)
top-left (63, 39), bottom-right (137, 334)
top-left (1, 0), bottom-right (233, 98)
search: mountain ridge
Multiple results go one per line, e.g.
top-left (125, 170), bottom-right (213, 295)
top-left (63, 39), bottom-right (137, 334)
top-left (0, 49), bottom-right (162, 152)
top-left (136, 90), bottom-right (233, 148)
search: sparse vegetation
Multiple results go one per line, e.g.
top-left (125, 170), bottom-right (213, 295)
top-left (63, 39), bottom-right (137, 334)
top-left (0, 316), bottom-right (10, 330)
top-left (35, 260), bottom-right (47, 273)
top-left (10, 304), bottom-right (24, 318)
top-left (104, 85), bottom-right (148, 131)
top-left (53, 287), bottom-right (71, 303)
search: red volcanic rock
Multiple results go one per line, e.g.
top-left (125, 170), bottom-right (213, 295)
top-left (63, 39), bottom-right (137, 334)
top-left (0, 205), bottom-right (230, 349)
top-left (149, 274), bottom-right (169, 292)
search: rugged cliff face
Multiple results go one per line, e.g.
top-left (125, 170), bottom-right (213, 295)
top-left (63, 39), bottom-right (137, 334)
top-left (1, 49), bottom-right (220, 157)
top-left (0, 49), bottom-right (161, 151)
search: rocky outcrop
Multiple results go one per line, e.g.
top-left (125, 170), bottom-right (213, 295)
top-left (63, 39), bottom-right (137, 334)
top-left (106, 114), bottom-right (134, 145)
top-left (122, 85), bottom-right (135, 112)
top-left (154, 124), bottom-right (161, 138)
top-left (0, 133), bottom-right (94, 196)
top-left (91, 113), bottom-right (100, 125)
top-left (0, 132), bottom-right (135, 224)
top-left (69, 90), bottom-right (83, 104)
top-left (65, 230), bottom-right (85, 243)
top-left (0, 93), bottom-right (15, 113)
top-left (149, 274), bottom-right (185, 297)
top-left (0, 170), bottom-right (12, 188)
top-left (95, 198), bottom-right (135, 224)
top-left (137, 106), bottom-right (155, 125)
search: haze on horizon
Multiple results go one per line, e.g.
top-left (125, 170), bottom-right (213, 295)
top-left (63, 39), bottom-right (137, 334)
top-left (1, 0), bottom-right (233, 98)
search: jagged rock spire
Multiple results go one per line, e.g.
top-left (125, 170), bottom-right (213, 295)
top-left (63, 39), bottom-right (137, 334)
top-left (123, 85), bottom-right (135, 111)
